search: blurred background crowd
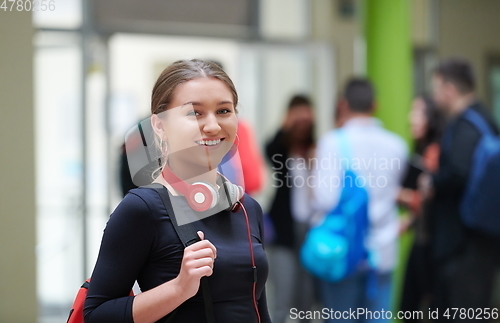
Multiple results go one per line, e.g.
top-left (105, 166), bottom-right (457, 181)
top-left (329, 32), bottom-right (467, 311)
top-left (2, 0), bottom-right (500, 322)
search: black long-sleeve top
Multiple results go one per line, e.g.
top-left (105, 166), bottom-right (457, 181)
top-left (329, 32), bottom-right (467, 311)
top-left (84, 186), bottom-right (271, 323)
top-left (265, 130), bottom-right (295, 249)
top-left (430, 102), bottom-right (500, 262)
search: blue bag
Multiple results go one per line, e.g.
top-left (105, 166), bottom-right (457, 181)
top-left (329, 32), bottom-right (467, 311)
top-left (300, 130), bottom-right (369, 282)
top-left (459, 108), bottom-right (500, 237)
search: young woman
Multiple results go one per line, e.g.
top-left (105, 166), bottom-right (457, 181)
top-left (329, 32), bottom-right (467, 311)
top-left (398, 95), bottom-right (444, 322)
top-left (84, 59), bottom-right (271, 323)
top-left (265, 95), bottom-right (316, 323)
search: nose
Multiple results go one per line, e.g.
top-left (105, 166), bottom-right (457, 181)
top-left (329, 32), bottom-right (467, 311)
top-left (202, 112), bottom-right (221, 134)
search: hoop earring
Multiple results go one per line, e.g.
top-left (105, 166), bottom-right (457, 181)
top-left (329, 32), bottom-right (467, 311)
top-left (160, 139), bottom-right (168, 155)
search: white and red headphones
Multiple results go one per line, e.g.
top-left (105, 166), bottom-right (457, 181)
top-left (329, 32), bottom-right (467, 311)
top-left (161, 163), bottom-right (245, 213)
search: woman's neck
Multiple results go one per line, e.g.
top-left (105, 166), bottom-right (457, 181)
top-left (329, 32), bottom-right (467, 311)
top-left (162, 158), bottom-right (219, 188)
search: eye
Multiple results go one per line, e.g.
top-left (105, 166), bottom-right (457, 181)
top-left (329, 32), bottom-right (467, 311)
top-left (187, 110), bottom-right (200, 117)
top-left (217, 108), bottom-right (232, 114)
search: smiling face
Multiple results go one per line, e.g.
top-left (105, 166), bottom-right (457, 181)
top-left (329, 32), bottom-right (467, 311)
top-left (154, 77), bottom-right (238, 175)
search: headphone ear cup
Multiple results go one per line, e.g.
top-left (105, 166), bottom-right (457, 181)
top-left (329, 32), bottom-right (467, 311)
top-left (223, 182), bottom-right (244, 211)
top-left (188, 182), bottom-right (219, 212)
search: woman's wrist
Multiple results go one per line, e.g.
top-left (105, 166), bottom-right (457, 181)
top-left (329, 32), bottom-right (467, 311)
top-left (169, 275), bottom-right (195, 301)
top-left (132, 277), bottom-right (192, 323)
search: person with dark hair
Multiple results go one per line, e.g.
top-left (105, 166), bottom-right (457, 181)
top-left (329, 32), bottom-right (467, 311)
top-left (119, 142), bottom-right (138, 197)
top-left (398, 95), bottom-right (445, 321)
top-left (422, 58), bottom-right (500, 321)
top-left (265, 94), bottom-right (316, 323)
top-left (343, 78), bottom-right (375, 113)
top-left (84, 59), bottom-right (271, 323)
top-left (312, 78), bottom-right (407, 323)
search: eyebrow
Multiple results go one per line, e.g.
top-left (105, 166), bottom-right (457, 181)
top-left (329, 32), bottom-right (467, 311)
top-left (182, 100), bottom-right (234, 108)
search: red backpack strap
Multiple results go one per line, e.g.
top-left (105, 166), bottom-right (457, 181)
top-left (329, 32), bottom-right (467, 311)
top-left (66, 279), bottom-right (91, 323)
top-left (67, 279), bottom-right (134, 323)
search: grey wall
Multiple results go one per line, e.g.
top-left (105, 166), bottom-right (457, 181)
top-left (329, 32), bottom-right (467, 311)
top-left (0, 11), bottom-right (37, 323)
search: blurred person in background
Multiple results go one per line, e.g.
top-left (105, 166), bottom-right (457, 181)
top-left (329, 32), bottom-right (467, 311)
top-left (120, 141), bottom-right (139, 197)
top-left (398, 96), bottom-right (445, 321)
top-left (265, 94), bottom-right (317, 323)
top-left (313, 79), bottom-right (407, 323)
top-left (423, 58), bottom-right (500, 321)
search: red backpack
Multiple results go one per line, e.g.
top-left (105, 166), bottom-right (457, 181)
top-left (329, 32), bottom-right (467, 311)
top-left (66, 279), bottom-right (133, 323)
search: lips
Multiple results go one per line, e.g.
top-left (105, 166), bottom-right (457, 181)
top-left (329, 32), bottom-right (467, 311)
top-left (195, 138), bottom-right (225, 146)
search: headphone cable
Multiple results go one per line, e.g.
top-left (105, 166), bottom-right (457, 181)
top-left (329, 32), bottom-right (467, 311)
top-left (239, 201), bottom-right (261, 323)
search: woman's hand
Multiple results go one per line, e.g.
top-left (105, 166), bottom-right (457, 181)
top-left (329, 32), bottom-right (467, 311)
top-left (132, 231), bottom-right (217, 323)
top-left (173, 231), bottom-right (217, 298)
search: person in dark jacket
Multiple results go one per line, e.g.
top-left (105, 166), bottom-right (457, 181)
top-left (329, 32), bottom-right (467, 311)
top-left (398, 95), bottom-right (445, 321)
top-left (265, 95), bottom-right (316, 323)
top-left (423, 58), bottom-right (500, 321)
